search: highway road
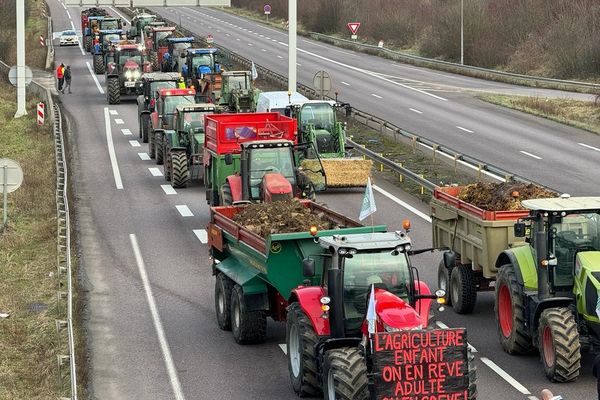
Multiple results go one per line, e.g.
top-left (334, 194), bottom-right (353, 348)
top-left (48, 1), bottom-right (598, 399)
top-left (148, 5), bottom-right (600, 196)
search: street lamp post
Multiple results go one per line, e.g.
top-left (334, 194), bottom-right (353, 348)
top-left (460, 0), bottom-right (464, 65)
top-left (288, 0), bottom-right (297, 93)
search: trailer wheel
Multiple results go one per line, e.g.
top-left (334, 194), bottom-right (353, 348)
top-left (495, 263), bottom-right (534, 354)
top-left (287, 302), bottom-right (322, 397)
top-left (450, 265), bottom-right (477, 314)
top-left (215, 273), bottom-right (234, 331)
top-left (323, 347), bottom-right (368, 400)
top-left (230, 285), bottom-right (267, 344)
top-left (93, 54), bottom-right (105, 74)
top-left (220, 182), bottom-right (232, 206)
top-left (538, 307), bottom-right (581, 382)
top-left (140, 114), bottom-right (150, 143)
top-left (171, 151), bottom-right (189, 188)
top-left (155, 131), bottom-right (164, 165)
top-left (107, 77), bottom-right (120, 105)
top-left (438, 260), bottom-right (453, 306)
top-left (149, 130), bottom-right (156, 159)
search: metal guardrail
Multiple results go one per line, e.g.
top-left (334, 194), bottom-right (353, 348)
top-left (46, 15), bottom-right (55, 70)
top-left (307, 32), bottom-right (600, 94)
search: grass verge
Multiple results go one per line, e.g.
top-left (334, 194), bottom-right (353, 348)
top-left (0, 82), bottom-right (61, 399)
top-left (478, 94), bottom-right (600, 135)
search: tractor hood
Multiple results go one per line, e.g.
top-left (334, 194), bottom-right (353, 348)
top-left (123, 59), bottom-right (140, 70)
top-left (574, 251), bottom-right (600, 326)
top-left (262, 173), bottom-right (293, 202)
top-left (373, 288), bottom-right (424, 331)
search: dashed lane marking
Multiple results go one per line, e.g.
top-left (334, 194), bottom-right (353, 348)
top-left (129, 140), bottom-right (140, 147)
top-left (138, 153), bottom-right (151, 160)
top-left (579, 142), bottom-right (600, 152)
top-left (480, 357), bottom-right (532, 395)
top-left (277, 55), bottom-right (283, 59)
top-left (409, 108), bottom-right (423, 114)
top-left (261, 48), bottom-right (267, 52)
top-left (341, 81), bottom-right (350, 86)
top-left (86, 62), bottom-right (104, 94)
top-left (520, 150), bottom-right (542, 160)
top-left (121, 129), bottom-right (132, 136)
top-left (193, 229), bottom-right (208, 243)
top-left (115, 119), bottom-right (124, 125)
top-left (373, 185), bottom-right (431, 222)
top-left (109, 6), bottom-right (130, 24)
top-left (149, 167), bottom-right (163, 177)
top-left (279, 344), bottom-right (287, 355)
top-left (371, 94), bottom-right (383, 99)
top-left (109, 110), bottom-right (118, 115)
top-left (176, 205), bottom-right (194, 217)
top-left (161, 185), bottom-right (177, 195)
top-left (103, 108), bottom-right (123, 189)
top-left (457, 126), bottom-right (473, 133)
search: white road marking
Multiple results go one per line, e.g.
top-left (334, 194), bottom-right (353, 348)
top-left (371, 94), bottom-right (383, 99)
top-left (161, 185), bottom-right (177, 195)
top-left (108, 6), bottom-right (130, 24)
top-left (520, 150), bottom-right (542, 160)
top-left (409, 108), bottom-right (423, 114)
top-left (265, 36), bottom-right (270, 40)
top-left (66, 10), bottom-right (72, 19)
top-left (121, 129), bottom-right (132, 136)
top-left (226, 33), bottom-right (230, 37)
top-left (579, 142), bottom-right (600, 152)
top-left (296, 63), bottom-right (301, 66)
top-left (86, 62), bottom-right (104, 94)
top-left (259, 34), bottom-right (264, 37)
top-left (109, 109), bottom-right (118, 115)
top-left (435, 321), bottom-right (478, 353)
top-left (115, 119), bottom-right (124, 125)
top-left (261, 48), bottom-right (267, 52)
top-left (176, 205), bottom-right (194, 217)
top-left (373, 185), bottom-right (431, 222)
top-left (70, 20), bottom-right (76, 31)
top-left (247, 43), bottom-right (253, 46)
top-left (480, 357), bottom-right (531, 395)
top-left (129, 234), bottom-right (187, 400)
top-left (236, 38), bottom-right (240, 41)
top-left (103, 108), bottom-right (123, 190)
top-left (149, 167), bottom-right (163, 177)
top-left (277, 55), bottom-right (283, 59)
top-left (341, 81), bottom-right (350, 86)
top-left (193, 229), bottom-right (208, 243)
top-left (278, 41), bottom-right (288, 46)
top-left (279, 344), bottom-right (287, 355)
top-left (77, 37), bottom-right (85, 55)
top-left (457, 126), bottom-right (474, 133)
top-left (129, 140), bottom-right (140, 147)
top-left (138, 152), bottom-right (151, 160)
top-left (61, 2), bottom-right (66, 9)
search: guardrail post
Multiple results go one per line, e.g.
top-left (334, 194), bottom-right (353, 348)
top-left (454, 154), bottom-right (461, 173)
top-left (379, 155), bottom-right (384, 172)
top-left (432, 144), bottom-right (439, 164)
top-left (419, 175), bottom-right (425, 194)
top-left (504, 174), bottom-right (513, 182)
top-left (478, 163), bottom-right (483, 179)
top-left (411, 136), bottom-right (417, 151)
top-left (399, 163), bottom-right (404, 183)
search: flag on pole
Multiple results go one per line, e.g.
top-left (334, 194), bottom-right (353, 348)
top-left (366, 284), bottom-right (377, 334)
top-left (251, 61), bottom-right (258, 80)
top-left (359, 177), bottom-right (376, 221)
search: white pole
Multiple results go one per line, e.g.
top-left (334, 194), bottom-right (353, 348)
top-left (460, 0), bottom-right (464, 65)
top-left (288, 0), bottom-right (297, 93)
top-left (15, 0), bottom-right (27, 118)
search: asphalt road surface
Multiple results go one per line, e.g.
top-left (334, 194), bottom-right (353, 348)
top-left (48, 1), bottom-right (598, 399)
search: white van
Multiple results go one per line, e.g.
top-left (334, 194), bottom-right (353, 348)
top-left (256, 91), bottom-right (309, 114)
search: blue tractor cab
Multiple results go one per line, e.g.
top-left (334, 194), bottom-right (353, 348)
top-left (182, 48), bottom-right (222, 79)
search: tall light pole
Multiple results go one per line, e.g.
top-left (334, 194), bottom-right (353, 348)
top-left (460, 0), bottom-right (464, 65)
top-left (288, 0), bottom-right (297, 93)
top-left (15, 0), bottom-right (27, 118)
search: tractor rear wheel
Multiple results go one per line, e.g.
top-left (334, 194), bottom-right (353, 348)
top-left (149, 130), bottom-right (156, 159)
top-left (93, 54), bottom-right (105, 74)
top-left (538, 307), bottom-right (581, 382)
top-left (323, 347), bottom-right (368, 400)
top-left (220, 182), bottom-right (232, 206)
top-left (287, 302), bottom-right (322, 397)
top-left (107, 77), bottom-right (120, 104)
top-left (140, 114), bottom-right (150, 143)
top-left (230, 284), bottom-right (267, 344)
top-left (450, 265), bottom-right (477, 314)
top-left (150, 51), bottom-right (159, 71)
top-left (155, 131), bottom-right (164, 165)
top-left (171, 151), bottom-right (189, 188)
top-left (84, 36), bottom-right (91, 52)
top-left (495, 263), bottom-right (534, 354)
top-left (214, 273), bottom-right (234, 331)
top-left (438, 260), bottom-right (453, 306)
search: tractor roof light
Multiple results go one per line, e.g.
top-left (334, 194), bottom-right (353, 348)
top-left (402, 219), bottom-right (411, 231)
top-left (541, 259), bottom-right (549, 267)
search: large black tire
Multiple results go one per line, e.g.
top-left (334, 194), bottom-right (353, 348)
top-left (538, 307), bottom-right (581, 382)
top-left (93, 54), bottom-right (105, 74)
top-left (84, 36), bottom-right (92, 52)
top-left (171, 151), bottom-right (189, 188)
top-left (155, 131), bottom-right (164, 165)
top-left (163, 146), bottom-right (171, 181)
top-left (323, 347), bottom-right (368, 400)
top-left (450, 265), bottom-right (477, 314)
top-left (286, 302), bottom-right (321, 397)
top-left (150, 51), bottom-right (159, 71)
top-left (438, 260), bottom-right (453, 306)
top-left (107, 77), bottom-right (120, 105)
top-left (149, 130), bottom-right (156, 159)
top-left (214, 273), bottom-right (234, 331)
top-left (139, 114), bottom-right (150, 143)
top-left (220, 182), bottom-right (232, 206)
top-left (230, 284), bottom-right (267, 344)
top-left (495, 264), bottom-right (535, 354)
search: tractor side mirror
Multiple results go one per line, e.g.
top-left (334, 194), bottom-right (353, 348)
top-left (284, 106), bottom-right (292, 117)
top-left (224, 153), bottom-right (233, 165)
top-left (514, 222), bottom-right (526, 237)
top-left (302, 258), bottom-right (315, 277)
top-left (345, 105), bottom-right (352, 117)
top-left (443, 251), bottom-right (456, 269)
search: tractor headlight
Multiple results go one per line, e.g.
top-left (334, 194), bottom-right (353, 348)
top-left (132, 70), bottom-right (141, 79)
top-left (125, 70), bottom-right (133, 79)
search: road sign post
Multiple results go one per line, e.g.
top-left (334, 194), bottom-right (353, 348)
top-left (347, 21), bottom-right (360, 40)
top-left (0, 159), bottom-right (24, 230)
top-left (264, 4), bottom-right (271, 21)
top-left (206, 34), bottom-right (214, 44)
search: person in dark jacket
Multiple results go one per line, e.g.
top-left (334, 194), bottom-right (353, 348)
top-left (61, 66), bottom-right (72, 94)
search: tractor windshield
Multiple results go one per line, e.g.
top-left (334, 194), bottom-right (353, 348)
top-left (191, 54), bottom-right (214, 73)
top-left (249, 147), bottom-right (295, 199)
top-left (156, 31), bottom-right (171, 46)
top-left (163, 96), bottom-right (195, 115)
top-left (150, 81), bottom-right (176, 96)
top-left (551, 212), bottom-right (600, 287)
top-left (227, 74), bottom-right (250, 90)
top-left (118, 50), bottom-right (142, 66)
top-left (101, 20), bottom-right (119, 30)
top-left (342, 251), bottom-right (412, 330)
top-left (103, 34), bottom-right (120, 43)
top-left (300, 103), bottom-right (335, 131)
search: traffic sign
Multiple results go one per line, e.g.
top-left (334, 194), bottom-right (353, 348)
top-left (0, 158), bottom-right (24, 227)
top-left (206, 34), bottom-right (214, 44)
top-left (347, 22), bottom-right (360, 35)
top-left (313, 70), bottom-right (331, 99)
top-left (264, 4), bottom-right (271, 14)
top-left (8, 66), bottom-right (33, 87)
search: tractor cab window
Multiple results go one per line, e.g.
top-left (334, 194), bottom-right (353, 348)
top-left (102, 20), bottom-right (119, 30)
top-left (118, 50), bottom-right (142, 66)
top-left (342, 250), bottom-right (412, 333)
top-left (227, 74), bottom-right (250, 90)
top-left (248, 147), bottom-right (296, 199)
top-left (299, 103), bottom-right (335, 131)
top-left (156, 31), bottom-right (171, 46)
top-left (551, 212), bottom-right (600, 287)
top-left (182, 112), bottom-right (207, 132)
top-left (163, 96), bottom-right (194, 114)
top-left (150, 81), bottom-right (176, 96)
top-left (104, 34), bottom-right (120, 44)
top-left (191, 54), bottom-right (214, 73)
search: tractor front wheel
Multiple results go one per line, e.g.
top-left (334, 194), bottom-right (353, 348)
top-left (149, 130), bottom-right (156, 159)
top-left (93, 54), bottom-right (105, 74)
top-left (163, 146), bottom-right (171, 181)
top-left (495, 264), bottom-right (534, 354)
top-left (171, 151), bottom-right (190, 188)
top-left (214, 273), bottom-right (234, 331)
top-left (84, 36), bottom-right (91, 52)
top-left (450, 265), bottom-right (477, 314)
top-left (150, 51), bottom-right (159, 71)
top-left (286, 303), bottom-right (321, 397)
top-left (323, 347), bottom-right (369, 400)
top-left (438, 260), bottom-right (453, 306)
top-left (155, 131), bottom-right (164, 165)
top-left (140, 114), bottom-right (150, 143)
top-left (230, 284), bottom-right (267, 344)
top-left (538, 307), bottom-right (581, 382)
top-left (107, 77), bottom-right (120, 104)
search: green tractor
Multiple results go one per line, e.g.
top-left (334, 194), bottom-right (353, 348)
top-left (217, 71), bottom-right (260, 113)
top-left (487, 195), bottom-right (600, 382)
top-left (162, 103), bottom-right (219, 188)
top-left (128, 13), bottom-right (157, 42)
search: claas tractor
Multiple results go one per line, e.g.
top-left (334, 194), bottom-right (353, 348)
top-left (92, 30), bottom-right (124, 74)
top-left (128, 13), bottom-right (156, 41)
top-left (81, 9), bottom-right (108, 52)
top-left (493, 195), bottom-right (600, 382)
top-left (105, 41), bottom-right (151, 104)
top-left (145, 26), bottom-right (176, 71)
top-left (287, 99), bottom-right (372, 188)
top-left (136, 72), bottom-right (181, 143)
top-left (162, 103), bottom-right (219, 188)
top-left (149, 88), bottom-right (196, 164)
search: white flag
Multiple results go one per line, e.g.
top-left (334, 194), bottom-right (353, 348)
top-left (366, 284), bottom-right (377, 334)
top-left (251, 61), bottom-right (258, 81)
top-left (359, 177), bottom-right (376, 221)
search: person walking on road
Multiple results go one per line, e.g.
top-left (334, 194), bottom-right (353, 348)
top-left (61, 66), bottom-right (72, 94)
top-left (56, 63), bottom-right (65, 91)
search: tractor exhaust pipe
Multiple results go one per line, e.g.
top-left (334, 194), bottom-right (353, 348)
top-left (327, 268), bottom-right (345, 339)
top-left (534, 213), bottom-right (550, 299)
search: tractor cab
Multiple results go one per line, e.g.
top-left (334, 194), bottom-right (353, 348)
top-left (129, 13), bottom-right (156, 40)
top-left (94, 29), bottom-right (124, 54)
top-left (99, 17), bottom-right (122, 31)
top-left (138, 72), bottom-right (181, 110)
top-left (146, 26), bottom-right (177, 69)
top-left (166, 37), bottom-right (195, 72)
top-left (182, 48), bottom-right (221, 79)
top-left (107, 42), bottom-right (147, 78)
top-left (219, 71), bottom-right (258, 112)
top-left (155, 88), bottom-right (196, 130)
top-left (82, 10), bottom-right (108, 51)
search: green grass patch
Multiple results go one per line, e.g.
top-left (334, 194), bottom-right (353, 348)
top-left (478, 94), bottom-right (600, 135)
top-left (0, 81), bottom-right (62, 399)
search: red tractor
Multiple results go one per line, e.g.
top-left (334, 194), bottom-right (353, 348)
top-left (105, 41), bottom-right (151, 104)
top-left (144, 26), bottom-right (176, 70)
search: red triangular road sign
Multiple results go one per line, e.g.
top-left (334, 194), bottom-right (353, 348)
top-left (347, 22), bottom-right (361, 35)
